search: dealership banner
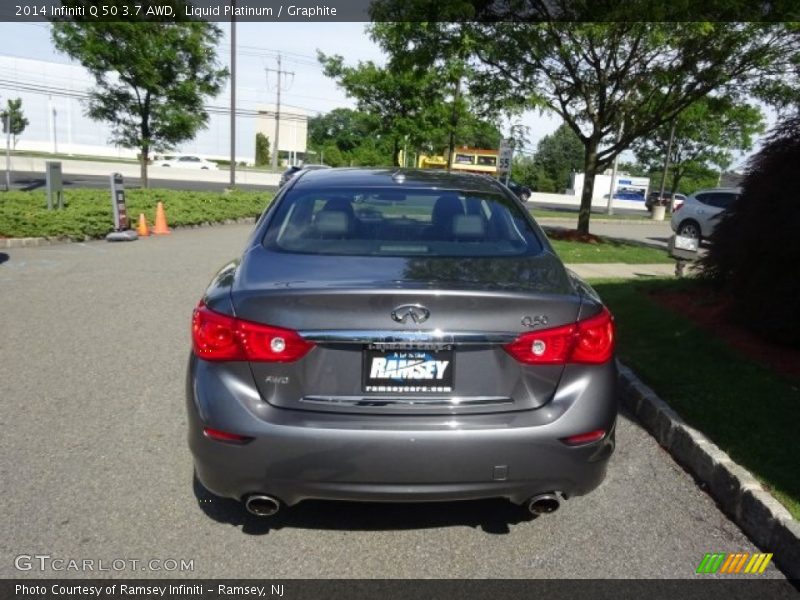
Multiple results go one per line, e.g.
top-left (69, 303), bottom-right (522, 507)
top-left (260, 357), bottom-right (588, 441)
top-left (0, 0), bottom-right (796, 22)
top-left (3, 579), bottom-right (800, 600)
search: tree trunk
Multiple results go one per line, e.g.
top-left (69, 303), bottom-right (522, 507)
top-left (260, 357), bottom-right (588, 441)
top-left (577, 139), bottom-right (599, 235)
top-left (669, 172), bottom-right (682, 196)
top-left (393, 138), bottom-right (401, 167)
top-left (447, 76), bottom-right (461, 172)
top-left (140, 145), bottom-right (149, 188)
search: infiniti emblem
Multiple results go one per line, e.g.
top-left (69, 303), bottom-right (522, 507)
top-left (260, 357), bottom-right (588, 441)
top-left (391, 304), bottom-right (431, 324)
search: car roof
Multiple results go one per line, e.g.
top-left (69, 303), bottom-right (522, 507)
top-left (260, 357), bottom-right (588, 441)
top-left (290, 168), bottom-right (507, 194)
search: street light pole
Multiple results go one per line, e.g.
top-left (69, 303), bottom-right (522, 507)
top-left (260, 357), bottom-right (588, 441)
top-left (229, 2), bottom-right (236, 188)
top-left (606, 153), bottom-right (619, 216)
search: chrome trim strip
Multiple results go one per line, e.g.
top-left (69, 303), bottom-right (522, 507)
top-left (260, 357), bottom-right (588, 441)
top-left (298, 330), bottom-right (517, 345)
top-left (301, 395), bottom-right (513, 407)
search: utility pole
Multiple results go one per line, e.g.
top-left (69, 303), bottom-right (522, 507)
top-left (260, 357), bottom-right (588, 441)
top-left (52, 106), bottom-right (58, 154)
top-left (606, 153), bottom-right (619, 216)
top-left (4, 112), bottom-right (10, 192)
top-left (266, 54), bottom-right (294, 171)
top-left (658, 118), bottom-right (677, 211)
top-left (229, 3), bottom-right (236, 188)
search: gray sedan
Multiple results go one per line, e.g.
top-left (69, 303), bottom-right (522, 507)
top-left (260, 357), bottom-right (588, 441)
top-left (187, 168), bottom-right (617, 518)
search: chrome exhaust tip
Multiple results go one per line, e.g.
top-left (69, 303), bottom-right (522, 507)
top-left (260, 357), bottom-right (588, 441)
top-left (244, 494), bottom-right (281, 517)
top-left (527, 493), bottom-right (561, 516)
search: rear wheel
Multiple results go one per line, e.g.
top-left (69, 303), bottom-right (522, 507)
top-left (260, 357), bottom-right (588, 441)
top-left (677, 220), bottom-right (701, 240)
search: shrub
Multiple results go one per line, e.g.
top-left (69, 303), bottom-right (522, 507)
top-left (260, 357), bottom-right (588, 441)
top-left (0, 189), bottom-right (273, 240)
top-left (699, 116), bottom-right (800, 346)
top-left (255, 132), bottom-right (270, 166)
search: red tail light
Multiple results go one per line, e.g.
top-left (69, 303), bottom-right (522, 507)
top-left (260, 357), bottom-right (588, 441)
top-left (561, 429), bottom-right (607, 446)
top-left (503, 307), bottom-right (615, 365)
top-left (203, 427), bottom-right (253, 444)
top-left (192, 303), bottom-right (314, 362)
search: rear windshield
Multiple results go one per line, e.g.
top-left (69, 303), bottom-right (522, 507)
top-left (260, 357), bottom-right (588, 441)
top-left (262, 187), bottom-right (544, 257)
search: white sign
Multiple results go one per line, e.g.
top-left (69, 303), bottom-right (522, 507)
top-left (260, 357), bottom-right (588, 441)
top-left (497, 139), bottom-right (513, 174)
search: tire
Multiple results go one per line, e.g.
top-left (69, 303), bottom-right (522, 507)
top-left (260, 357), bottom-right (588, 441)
top-left (519, 191), bottom-right (530, 202)
top-left (677, 220), bottom-right (702, 240)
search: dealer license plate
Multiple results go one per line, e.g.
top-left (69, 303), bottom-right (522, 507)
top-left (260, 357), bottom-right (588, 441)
top-left (363, 347), bottom-right (454, 393)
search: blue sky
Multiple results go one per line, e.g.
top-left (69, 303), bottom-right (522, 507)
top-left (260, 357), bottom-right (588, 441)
top-left (0, 21), bottom-right (564, 156)
top-left (0, 21), bottom-right (770, 168)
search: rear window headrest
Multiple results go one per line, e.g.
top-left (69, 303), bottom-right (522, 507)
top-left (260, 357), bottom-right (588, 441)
top-left (452, 214), bottom-right (485, 239)
top-left (313, 210), bottom-right (351, 235)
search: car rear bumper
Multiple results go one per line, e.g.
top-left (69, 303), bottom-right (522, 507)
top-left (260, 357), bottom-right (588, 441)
top-left (186, 356), bottom-right (617, 506)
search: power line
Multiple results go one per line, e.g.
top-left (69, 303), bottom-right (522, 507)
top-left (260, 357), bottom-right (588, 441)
top-left (0, 68), bottom-right (331, 113)
top-left (0, 79), bottom-right (315, 121)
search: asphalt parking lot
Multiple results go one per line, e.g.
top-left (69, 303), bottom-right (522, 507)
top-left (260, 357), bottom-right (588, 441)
top-left (0, 223), bottom-right (788, 579)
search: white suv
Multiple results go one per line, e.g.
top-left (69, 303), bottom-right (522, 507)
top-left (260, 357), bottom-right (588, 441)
top-left (670, 187), bottom-right (741, 241)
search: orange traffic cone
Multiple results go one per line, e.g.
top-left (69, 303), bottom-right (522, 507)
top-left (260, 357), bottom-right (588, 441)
top-left (152, 202), bottom-right (171, 235)
top-left (136, 213), bottom-right (150, 237)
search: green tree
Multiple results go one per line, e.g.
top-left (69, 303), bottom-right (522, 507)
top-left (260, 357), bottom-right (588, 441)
top-left (0, 98), bottom-right (29, 149)
top-left (318, 51), bottom-right (502, 165)
top-left (318, 53), bottom-right (442, 166)
top-left (447, 110), bottom-right (502, 150)
top-left (350, 140), bottom-right (388, 167)
top-left (307, 108), bottom-right (394, 166)
top-left (309, 108), bottom-right (383, 154)
top-left (633, 97), bottom-right (765, 200)
top-left (532, 124), bottom-right (584, 193)
top-left (511, 154), bottom-right (548, 190)
top-left (51, 21), bottom-right (228, 187)
top-left (368, 17), bottom-right (798, 233)
top-left (255, 132), bottom-right (270, 167)
top-left (319, 144), bottom-right (346, 167)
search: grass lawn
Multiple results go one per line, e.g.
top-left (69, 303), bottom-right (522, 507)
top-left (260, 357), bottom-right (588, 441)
top-left (549, 238), bottom-right (672, 264)
top-left (0, 189), bottom-right (273, 240)
top-left (530, 207), bottom-right (658, 221)
top-left (592, 278), bottom-right (800, 519)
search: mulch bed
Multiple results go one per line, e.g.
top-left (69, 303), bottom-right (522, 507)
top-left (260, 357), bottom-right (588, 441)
top-left (546, 228), bottom-right (603, 244)
top-left (648, 284), bottom-right (800, 382)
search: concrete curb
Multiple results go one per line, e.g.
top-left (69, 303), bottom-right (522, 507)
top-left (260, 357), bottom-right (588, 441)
top-left (0, 217), bottom-right (258, 249)
top-left (618, 362), bottom-right (800, 579)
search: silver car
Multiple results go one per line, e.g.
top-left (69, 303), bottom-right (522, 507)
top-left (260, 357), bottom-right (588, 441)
top-left (187, 169), bottom-right (617, 518)
top-left (670, 187), bottom-right (741, 241)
